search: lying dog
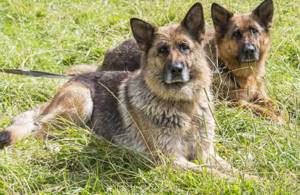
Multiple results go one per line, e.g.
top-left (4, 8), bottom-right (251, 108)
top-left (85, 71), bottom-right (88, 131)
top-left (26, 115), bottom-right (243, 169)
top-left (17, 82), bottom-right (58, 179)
top-left (0, 3), bottom-right (255, 180)
top-left (99, 0), bottom-right (285, 124)
top-left (209, 0), bottom-right (285, 123)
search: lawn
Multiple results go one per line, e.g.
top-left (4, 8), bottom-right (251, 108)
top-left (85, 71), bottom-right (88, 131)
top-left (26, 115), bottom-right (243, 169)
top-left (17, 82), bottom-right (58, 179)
top-left (0, 0), bottom-right (299, 194)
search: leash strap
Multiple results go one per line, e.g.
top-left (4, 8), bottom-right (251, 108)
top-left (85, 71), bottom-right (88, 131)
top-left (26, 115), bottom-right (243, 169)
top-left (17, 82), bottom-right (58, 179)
top-left (0, 68), bottom-right (70, 79)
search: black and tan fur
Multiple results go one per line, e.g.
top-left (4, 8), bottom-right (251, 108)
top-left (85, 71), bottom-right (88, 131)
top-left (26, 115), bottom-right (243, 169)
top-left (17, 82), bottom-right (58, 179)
top-left (99, 0), bottom-right (285, 123)
top-left (0, 3), bottom-right (255, 180)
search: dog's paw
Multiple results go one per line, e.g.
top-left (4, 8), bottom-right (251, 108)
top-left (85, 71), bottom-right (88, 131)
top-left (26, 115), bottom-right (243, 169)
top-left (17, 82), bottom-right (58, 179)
top-left (242, 173), bottom-right (260, 181)
top-left (0, 131), bottom-right (12, 149)
top-left (277, 110), bottom-right (290, 125)
top-left (266, 111), bottom-right (288, 125)
top-left (272, 115), bottom-right (286, 125)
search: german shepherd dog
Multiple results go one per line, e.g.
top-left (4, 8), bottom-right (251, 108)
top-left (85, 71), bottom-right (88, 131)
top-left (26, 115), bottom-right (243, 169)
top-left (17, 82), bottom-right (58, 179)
top-left (210, 0), bottom-right (286, 123)
top-left (0, 3), bottom-right (255, 180)
top-left (100, 0), bottom-right (284, 123)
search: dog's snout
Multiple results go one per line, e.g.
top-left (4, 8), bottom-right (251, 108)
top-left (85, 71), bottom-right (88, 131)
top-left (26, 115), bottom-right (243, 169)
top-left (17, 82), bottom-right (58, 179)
top-left (239, 43), bottom-right (259, 63)
top-left (164, 62), bottom-right (190, 84)
top-left (243, 43), bottom-right (256, 55)
top-left (170, 62), bottom-right (184, 75)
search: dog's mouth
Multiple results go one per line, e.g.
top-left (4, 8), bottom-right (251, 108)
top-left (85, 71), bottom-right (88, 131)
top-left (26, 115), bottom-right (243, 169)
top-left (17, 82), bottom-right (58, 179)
top-left (164, 77), bottom-right (189, 84)
top-left (239, 52), bottom-right (260, 63)
top-left (239, 57), bottom-right (257, 63)
top-left (164, 81), bottom-right (187, 89)
top-left (164, 73), bottom-right (190, 87)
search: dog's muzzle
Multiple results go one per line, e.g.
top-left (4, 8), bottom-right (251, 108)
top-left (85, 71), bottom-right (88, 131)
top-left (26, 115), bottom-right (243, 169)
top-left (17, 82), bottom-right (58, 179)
top-left (164, 62), bottom-right (190, 84)
top-left (239, 43), bottom-right (259, 63)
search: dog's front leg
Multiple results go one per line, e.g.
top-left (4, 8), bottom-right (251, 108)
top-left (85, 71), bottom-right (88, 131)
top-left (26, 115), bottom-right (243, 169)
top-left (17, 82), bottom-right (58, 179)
top-left (235, 100), bottom-right (284, 123)
top-left (173, 156), bottom-right (230, 179)
top-left (197, 124), bottom-right (258, 181)
top-left (209, 154), bottom-right (258, 180)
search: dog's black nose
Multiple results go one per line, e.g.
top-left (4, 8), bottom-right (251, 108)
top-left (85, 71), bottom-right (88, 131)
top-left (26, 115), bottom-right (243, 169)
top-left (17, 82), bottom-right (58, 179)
top-left (243, 43), bottom-right (256, 56)
top-left (170, 62), bottom-right (184, 75)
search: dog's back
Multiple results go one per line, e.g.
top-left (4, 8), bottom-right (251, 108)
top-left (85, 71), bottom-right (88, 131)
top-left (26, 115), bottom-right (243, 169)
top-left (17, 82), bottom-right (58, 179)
top-left (100, 39), bottom-right (141, 72)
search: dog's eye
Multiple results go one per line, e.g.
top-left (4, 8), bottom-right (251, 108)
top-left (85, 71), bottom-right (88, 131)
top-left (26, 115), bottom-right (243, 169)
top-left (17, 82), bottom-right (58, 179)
top-left (232, 30), bottom-right (242, 39)
top-left (157, 45), bottom-right (169, 55)
top-left (250, 27), bottom-right (259, 35)
top-left (178, 43), bottom-right (190, 53)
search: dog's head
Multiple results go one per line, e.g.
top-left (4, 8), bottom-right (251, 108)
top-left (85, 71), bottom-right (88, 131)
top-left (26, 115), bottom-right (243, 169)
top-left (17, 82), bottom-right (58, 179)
top-left (211, 0), bottom-right (273, 73)
top-left (130, 3), bottom-right (211, 101)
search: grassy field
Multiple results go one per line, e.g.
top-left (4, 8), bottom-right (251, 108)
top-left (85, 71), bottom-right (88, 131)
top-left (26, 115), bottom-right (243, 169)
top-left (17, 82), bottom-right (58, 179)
top-left (0, 0), bottom-right (299, 194)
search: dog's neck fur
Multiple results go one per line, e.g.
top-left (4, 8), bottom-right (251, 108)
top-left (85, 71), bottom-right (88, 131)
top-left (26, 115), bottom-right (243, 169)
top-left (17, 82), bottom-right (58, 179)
top-left (226, 57), bottom-right (268, 95)
top-left (221, 52), bottom-right (267, 79)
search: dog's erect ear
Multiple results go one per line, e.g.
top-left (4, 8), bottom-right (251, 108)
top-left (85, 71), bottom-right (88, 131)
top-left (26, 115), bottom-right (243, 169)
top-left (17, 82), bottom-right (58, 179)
top-left (211, 3), bottom-right (233, 33)
top-left (181, 3), bottom-right (205, 42)
top-left (252, 0), bottom-right (274, 30)
top-left (130, 18), bottom-right (156, 51)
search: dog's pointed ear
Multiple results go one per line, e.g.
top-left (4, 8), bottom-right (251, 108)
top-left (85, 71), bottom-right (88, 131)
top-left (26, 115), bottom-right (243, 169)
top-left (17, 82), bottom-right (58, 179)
top-left (211, 3), bottom-right (233, 33)
top-left (252, 0), bottom-right (274, 30)
top-left (181, 3), bottom-right (205, 42)
top-left (130, 18), bottom-right (156, 51)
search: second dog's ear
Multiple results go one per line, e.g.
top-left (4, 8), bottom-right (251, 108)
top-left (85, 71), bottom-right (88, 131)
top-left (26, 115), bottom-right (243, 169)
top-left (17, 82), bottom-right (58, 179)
top-left (252, 0), bottom-right (274, 30)
top-left (211, 3), bottom-right (233, 33)
top-left (130, 18), bottom-right (156, 51)
top-left (181, 3), bottom-right (205, 42)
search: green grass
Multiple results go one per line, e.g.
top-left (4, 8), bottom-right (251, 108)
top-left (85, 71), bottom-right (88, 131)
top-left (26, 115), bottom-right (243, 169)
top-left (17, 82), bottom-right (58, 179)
top-left (0, 0), bottom-right (299, 194)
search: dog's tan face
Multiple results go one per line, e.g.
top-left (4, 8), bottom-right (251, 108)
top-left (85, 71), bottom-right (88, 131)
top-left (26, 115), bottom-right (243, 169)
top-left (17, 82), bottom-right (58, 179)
top-left (212, 0), bottom-right (273, 69)
top-left (131, 3), bottom-right (211, 101)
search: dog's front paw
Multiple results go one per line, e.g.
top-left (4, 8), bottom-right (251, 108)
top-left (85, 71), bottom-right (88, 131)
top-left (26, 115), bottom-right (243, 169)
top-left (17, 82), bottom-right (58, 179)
top-left (0, 131), bottom-right (12, 149)
top-left (265, 109), bottom-right (288, 125)
top-left (271, 115), bottom-right (286, 125)
top-left (241, 173), bottom-right (260, 181)
top-left (256, 98), bottom-right (288, 124)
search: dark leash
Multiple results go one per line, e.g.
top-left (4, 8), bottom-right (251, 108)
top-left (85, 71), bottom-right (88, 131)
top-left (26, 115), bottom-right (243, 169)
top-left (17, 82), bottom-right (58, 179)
top-left (0, 68), bottom-right (71, 79)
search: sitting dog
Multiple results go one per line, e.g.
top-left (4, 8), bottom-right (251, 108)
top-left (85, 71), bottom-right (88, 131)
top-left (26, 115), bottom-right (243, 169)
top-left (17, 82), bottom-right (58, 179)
top-left (0, 3), bottom-right (257, 180)
top-left (99, 0), bottom-right (285, 123)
